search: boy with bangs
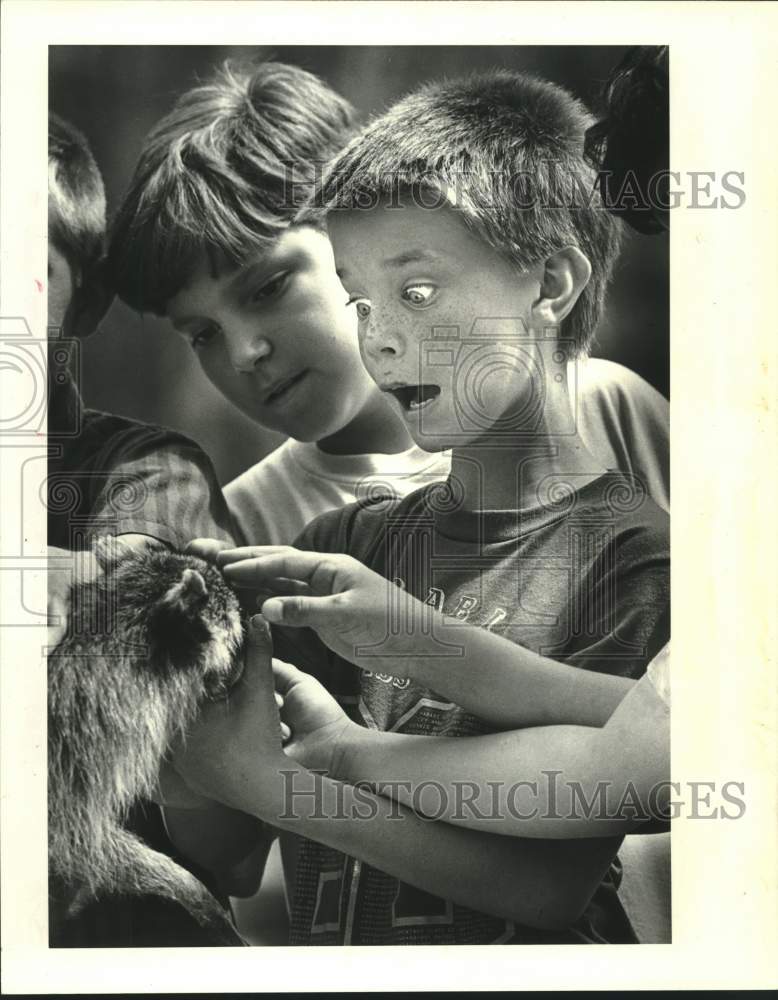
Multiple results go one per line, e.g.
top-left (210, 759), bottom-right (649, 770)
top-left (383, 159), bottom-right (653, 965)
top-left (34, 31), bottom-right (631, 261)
top-left (169, 69), bottom-right (670, 946)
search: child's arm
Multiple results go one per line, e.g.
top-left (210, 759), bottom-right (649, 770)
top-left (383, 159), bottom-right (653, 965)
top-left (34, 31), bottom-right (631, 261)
top-left (205, 544), bottom-right (634, 729)
top-left (272, 658), bottom-right (670, 838)
top-left (160, 803), bottom-right (277, 898)
top-left (173, 617), bottom-right (624, 931)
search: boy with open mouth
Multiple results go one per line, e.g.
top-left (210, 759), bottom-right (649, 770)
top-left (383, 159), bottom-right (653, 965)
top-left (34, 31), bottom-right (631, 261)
top-left (166, 67), bottom-right (669, 945)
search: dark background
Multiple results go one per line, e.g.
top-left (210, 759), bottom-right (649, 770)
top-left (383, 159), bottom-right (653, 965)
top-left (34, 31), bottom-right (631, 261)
top-left (50, 45), bottom-right (669, 485)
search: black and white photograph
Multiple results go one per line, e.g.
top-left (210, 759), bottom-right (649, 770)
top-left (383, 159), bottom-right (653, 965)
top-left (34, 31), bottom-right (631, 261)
top-left (1, 1), bottom-right (776, 993)
top-left (46, 41), bottom-right (671, 950)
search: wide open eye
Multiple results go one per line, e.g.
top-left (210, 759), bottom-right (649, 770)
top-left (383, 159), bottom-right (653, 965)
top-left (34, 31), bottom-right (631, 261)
top-left (347, 296), bottom-right (372, 321)
top-left (401, 283), bottom-right (437, 307)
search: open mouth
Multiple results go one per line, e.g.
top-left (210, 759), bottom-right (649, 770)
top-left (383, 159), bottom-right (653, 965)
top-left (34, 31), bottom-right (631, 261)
top-left (265, 370), bottom-right (307, 406)
top-left (386, 383), bottom-right (442, 412)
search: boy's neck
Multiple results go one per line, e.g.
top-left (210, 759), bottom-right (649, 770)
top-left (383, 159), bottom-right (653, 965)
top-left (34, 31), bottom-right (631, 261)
top-left (450, 382), bottom-right (607, 511)
top-left (316, 390), bottom-right (415, 457)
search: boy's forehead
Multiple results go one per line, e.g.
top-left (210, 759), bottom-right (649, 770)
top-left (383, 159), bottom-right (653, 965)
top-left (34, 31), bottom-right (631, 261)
top-left (328, 204), bottom-right (474, 273)
top-left (166, 239), bottom-right (278, 305)
top-left (164, 225), bottom-right (330, 317)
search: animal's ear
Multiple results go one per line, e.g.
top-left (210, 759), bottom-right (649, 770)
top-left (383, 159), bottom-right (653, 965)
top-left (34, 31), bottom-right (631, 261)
top-left (160, 568), bottom-right (209, 618)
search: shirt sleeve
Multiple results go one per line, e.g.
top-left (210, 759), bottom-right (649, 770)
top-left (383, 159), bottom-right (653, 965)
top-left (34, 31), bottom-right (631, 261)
top-left (565, 517), bottom-right (671, 680)
top-left (616, 378), bottom-right (670, 514)
top-left (84, 423), bottom-right (236, 549)
top-left (578, 359), bottom-right (670, 513)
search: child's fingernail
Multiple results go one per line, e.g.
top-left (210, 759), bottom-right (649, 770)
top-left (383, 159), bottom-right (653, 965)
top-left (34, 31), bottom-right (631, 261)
top-left (249, 614), bottom-right (269, 635)
top-left (262, 599), bottom-right (282, 623)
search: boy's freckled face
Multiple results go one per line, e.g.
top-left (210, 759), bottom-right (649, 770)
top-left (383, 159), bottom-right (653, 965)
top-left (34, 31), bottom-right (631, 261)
top-left (165, 227), bottom-right (379, 441)
top-left (327, 205), bottom-right (543, 451)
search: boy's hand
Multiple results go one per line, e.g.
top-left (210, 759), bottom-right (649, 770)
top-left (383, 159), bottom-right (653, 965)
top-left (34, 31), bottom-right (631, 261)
top-left (185, 537), bottom-right (233, 563)
top-left (171, 615), bottom-right (289, 818)
top-left (272, 658), bottom-right (356, 776)
top-left (150, 758), bottom-right (218, 811)
top-left (216, 547), bottom-right (441, 678)
top-left (187, 538), bottom-right (311, 603)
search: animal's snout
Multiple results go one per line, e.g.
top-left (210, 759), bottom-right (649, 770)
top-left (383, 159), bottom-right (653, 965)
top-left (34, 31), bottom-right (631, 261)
top-left (202, 649), bottom-right (244, 701)
top-left (200, 606), bottom-right (246, 702)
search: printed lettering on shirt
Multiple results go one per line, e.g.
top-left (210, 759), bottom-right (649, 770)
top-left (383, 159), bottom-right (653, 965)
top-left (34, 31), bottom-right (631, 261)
top-left (392, 881), bottom-right (454, 928)
top-left (424, 586), bottom-right (445, 610)
top-left (483, 607), bottom-right (509, 631)
top-left (452, 594), bottom-right (479, 620)
top-left (310, 868), bottom-right (345, 935)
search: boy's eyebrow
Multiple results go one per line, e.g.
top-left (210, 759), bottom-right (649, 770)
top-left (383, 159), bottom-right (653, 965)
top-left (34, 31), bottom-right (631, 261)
top-left (383, 249), bottom-right (446, 268)
top-left (336, 249), bottom-right (446, 281)
top-left (226, 258), bottom-right (271, 296)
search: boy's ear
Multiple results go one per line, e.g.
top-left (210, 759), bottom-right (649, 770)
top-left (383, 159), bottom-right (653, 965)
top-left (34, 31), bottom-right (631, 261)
top-left (69, 257), bottom-right (114, 339)
top-left (532, 247), bottom-right (592, 328)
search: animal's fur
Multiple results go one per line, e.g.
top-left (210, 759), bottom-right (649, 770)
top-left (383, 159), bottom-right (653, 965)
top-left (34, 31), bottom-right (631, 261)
top-left (48, 538), bottom-right (245, 940)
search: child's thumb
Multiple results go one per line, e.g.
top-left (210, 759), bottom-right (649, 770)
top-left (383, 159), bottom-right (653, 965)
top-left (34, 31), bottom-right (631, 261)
top-left (238, 614), bottom-right (276, 700)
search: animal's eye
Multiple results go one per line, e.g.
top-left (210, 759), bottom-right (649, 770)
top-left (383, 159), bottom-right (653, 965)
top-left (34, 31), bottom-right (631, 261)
top-left (347, 296), bottom-right (372, 320)
top-left (252, 271), bottom-right (289, 303)
top-left (190, 324), bottom-right (220, 351)
top-left (402, 283), bottom-right (437, 307)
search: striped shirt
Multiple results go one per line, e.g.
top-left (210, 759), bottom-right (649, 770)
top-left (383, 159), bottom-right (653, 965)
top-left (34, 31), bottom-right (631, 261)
top-left (48, 375), bottom-right (235, 550)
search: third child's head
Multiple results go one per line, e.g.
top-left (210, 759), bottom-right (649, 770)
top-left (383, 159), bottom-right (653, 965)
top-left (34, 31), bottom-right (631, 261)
top-left (48, 113), bottom-right (113, 373)
top-left (108, 61), bottom-right (392, 446)
top-left (317, 70), bottom-right (623, 451)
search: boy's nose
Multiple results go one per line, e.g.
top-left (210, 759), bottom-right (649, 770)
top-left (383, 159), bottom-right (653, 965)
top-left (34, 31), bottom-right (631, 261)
top-left (360, 316), bottom-right (405, 364)
top-left (227, 329), bottom-right (272, 374)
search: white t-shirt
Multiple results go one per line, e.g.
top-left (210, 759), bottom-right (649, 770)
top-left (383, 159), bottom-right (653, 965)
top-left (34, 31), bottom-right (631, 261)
top-left (226, 440), bottom-right (450, 546)
top-left (226, 357), bottom-right (669, 546)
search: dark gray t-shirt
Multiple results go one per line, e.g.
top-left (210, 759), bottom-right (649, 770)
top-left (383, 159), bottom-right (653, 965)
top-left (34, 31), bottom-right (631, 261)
top-left (277, 471), bottom-right (670, 945)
